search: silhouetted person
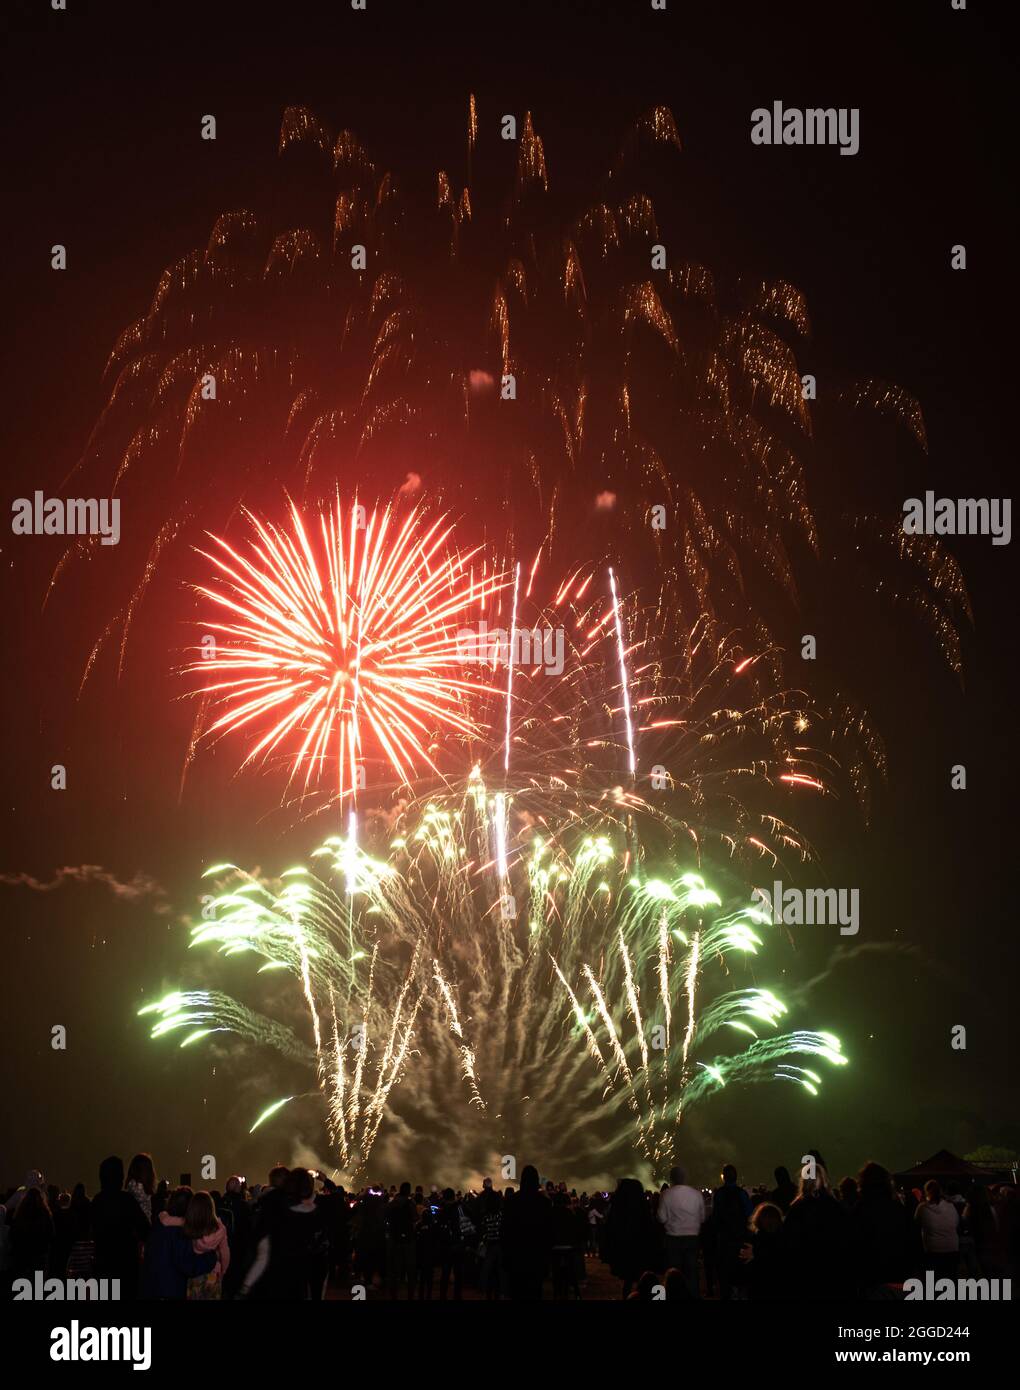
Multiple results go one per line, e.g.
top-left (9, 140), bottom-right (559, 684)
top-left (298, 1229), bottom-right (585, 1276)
top-left (351, 1190), bottom-right (386, 1289)
top-left (386, 1181), bottom-right (417, 1299)
top-left (849, 1161), bottom-right (917, 1295)
top-left (317, 1178), bottom-right (351, 1286)
top-left (259, 1168), bottom-right (329, 1300)
top-left (221, 1176), bottom-right (253, 1298)
top-left (501, 1165), bottom-right (554, 1300)
top-left (253, 1165), bottom-right (289, 1242)
top-left (12, 1186), bottom-right (53, 1280)
top-left (964, 1183), bottom-right (1005, 1278)
top-left (414, 1200), bottom-right (439, 1299)
top-left (712, 1165), bottom-right (751, 1300)
top-left (478, 1188), bottom-right (504, 1299)
top-left (738, 1202), bottom-right (789, 1299)
top-left (52, 1181), bottom-right (89, 1277)
top-left (125, 1153), bottom-right (157, 1224)
top-left (64, 1185), bottom-right (95, 1282)
top-left (605, 1178), bottom-right (659, 1299)
top-left (436, 1188), bottom-right (469, 1299)
top-left (769, 1166), bottom-right (798, 1213)
top-left (550, 1192), bottom-right (582, 1299)
top-left (153, 1178), bottom-right (170, 1222)
top-left (91, 1155), bottom-right (149, 1299)
top-left (783, 1167), bottom-right (852, 1297)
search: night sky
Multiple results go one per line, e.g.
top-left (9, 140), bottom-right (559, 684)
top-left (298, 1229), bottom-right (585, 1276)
top-left (1, 0), bottom-right (1014, 1191)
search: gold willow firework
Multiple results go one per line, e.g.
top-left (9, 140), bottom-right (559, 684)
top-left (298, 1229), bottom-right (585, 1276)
top-left (54, 98), bottom-right (968, 719)
top-left (189, 499), bottom-right (504, 807)
top-left (139, 782), bottom-right (847, 1177)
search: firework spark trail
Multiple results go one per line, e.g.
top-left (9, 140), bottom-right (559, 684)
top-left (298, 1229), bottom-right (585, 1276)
top-left (580, 961), bottom-right (660, 1161)
top-left (618, 925), bottom-right (649, 1079)
top-left (608, 567), bottom-right (636, 779)
top-left (521, 835), bottom-right (609, 1074)
top-left (250, 1097), bottom-right (299, 1134)
top-left (432, 958), bottom-right (486, 1110)
top-left (138, 991), bottom-right (313, 1062)
top-left (617, 925), bottom-right (658, 1146)
top-left (292, 905), bottom-right (326, 1133)
top-left (658, 910), bottom-right (672, 1048)
top-left (492, 793), bottom-right (509, 894)
top-left (345, 944), bottom-right (376, 1141)
top-left (357, 949), bottom-right (424, 1156)
top-left (360, 974), bottom-right (429, 1159)
top-left (504, 561), bottom-right (520, 775)
top-left (582, 966), bottom-right (637, 1098)
top-left (328, 986), bottom-right (347, 1159)
top-left (548, 953), bottom-right (611, 1081)
top-left (681, 931), bottom-right (701, 1092)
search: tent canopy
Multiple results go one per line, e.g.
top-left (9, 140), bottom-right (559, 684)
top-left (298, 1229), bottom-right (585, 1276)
top-left (894, 1149), bottom-right (998, 1183)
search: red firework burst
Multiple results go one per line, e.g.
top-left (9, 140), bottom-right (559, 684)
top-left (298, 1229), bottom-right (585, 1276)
top-left (191, 499), bottom-right (505, 805)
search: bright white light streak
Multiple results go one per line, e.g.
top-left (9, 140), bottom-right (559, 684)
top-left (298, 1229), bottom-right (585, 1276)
top-left (504, 561), bottom-right (520, 773)
top-left (608, 566), bottom-right (636, 776)
top-left (494, 792), bottom-right (508, 884)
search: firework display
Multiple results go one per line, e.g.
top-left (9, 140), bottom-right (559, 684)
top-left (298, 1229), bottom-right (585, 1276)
top-left (95, 96), bottom-right (974, 1178)
top-left (138, 505), bottom-right (869, 1181)
top-left (7, 0), bottom-right (1006, 1260)
top-left (6, 2), bottom-right (1015, 1350)
top-left (140, 791), bottom-right (847, 1179)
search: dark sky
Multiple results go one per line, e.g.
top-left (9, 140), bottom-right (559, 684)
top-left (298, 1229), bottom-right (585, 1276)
top-left (1, 0), bottom-right (1014, 1190)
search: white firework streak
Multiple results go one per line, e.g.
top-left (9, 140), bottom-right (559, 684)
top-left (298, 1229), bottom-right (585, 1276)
top-left (346, 944), bottom-right (377, 1141)
top-left (294, 918), bottom-right (329, 1140)
top-left (328, 987), bottom-right (347, 1159)
top-left (549, 954), bottom-right (612, 1091)
top-left (361, 983), bottom-right (427, 1157)
top-left (658, 910), bottom-right (672, 1045)
top-left (681, 930), bottom-right (701, 1087)
top-left (618, 926), bottom-right (650, 1078)
top-left (582, 965), bottom-right (636, 1100)
top-left (363, 946), bottom-right (421, 1135)
top-left (433, 958), bottom-right (486, 1110)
